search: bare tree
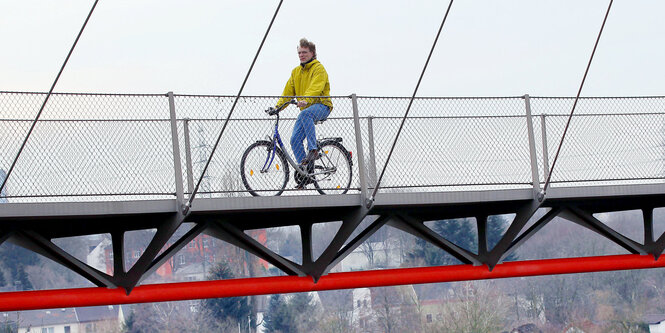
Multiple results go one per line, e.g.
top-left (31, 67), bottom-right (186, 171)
top-left (372, 288), bottom-right (400, 333)
top-left (126, 301), bottom-right (206, 333)
top-left (358, 241), bottom-right (376, 268)
top-left (315, 290), bottom-right (354, 333)
top-left (437, 281), bottom-right (508, 333)
top-left (370, 286), bottom-right (419, 333)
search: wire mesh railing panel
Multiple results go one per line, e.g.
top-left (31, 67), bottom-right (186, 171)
top-left (171, 95), bottom-right (250, 198)
top-left (0, 92), bottom-right (175, 200)
top-left (2, 92), bottom-right (665, 201)
top-left (173, 95), bottom-right (283, 120)
top-left (356, 97), bottom-right (533, 192)
top-left (530, 97), bottom-right (665, 185)
top-left (539, 113), bottom-right (665, 184)
top-left (530, 96), bottom-right (665, 116)
top-left (0, 120), bottom-right (31, 183)
top-left (0, 92), bottom-right (170, 120)
top-left (0, 92), bottom-right (43, 120)
top-left (3, 120), bottom-right (176, 199)
top-left (355, 96), bottom-right (528, 117)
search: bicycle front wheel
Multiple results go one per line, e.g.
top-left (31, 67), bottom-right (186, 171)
top-left (241, 141), bottom-right (290, 196)
top-left (313, 141), bottom-right (353, 195)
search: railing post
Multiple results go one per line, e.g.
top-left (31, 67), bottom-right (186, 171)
top-left (367, 115), bottom-right (378, 189)
top-left (351, 94), bottom-right (368, 204)
top-left (540, 114), bottom-right (550, 182)
top-left (167, 92), bottom-right (186, 212)
top-left (183, 118), bottom-right (194, 195)
top-left (523, 94), bottom-right (541, 196)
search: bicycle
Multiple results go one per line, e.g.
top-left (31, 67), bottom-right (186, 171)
top-left (240, 99), bottom-right (353, 196)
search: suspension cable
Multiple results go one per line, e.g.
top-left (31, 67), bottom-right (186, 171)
top-left (184, 0), bottom-right (284, 213)
top-left (367, 0), bottom-right (455, 205)
top-left (0, 0), bottom-right (101, 196)
top-left (541, 0), bottom-right (614, 197)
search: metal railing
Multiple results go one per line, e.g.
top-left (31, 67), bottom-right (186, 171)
top-left (1, 91), bottom-right (664, 202)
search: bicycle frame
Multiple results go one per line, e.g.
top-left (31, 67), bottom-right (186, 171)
top-left (261, 110), bottom-right (336, 179)
top-left (242, 100), bottom-right (350, 195)
top-left (261, 113), bottom-right (306, 176)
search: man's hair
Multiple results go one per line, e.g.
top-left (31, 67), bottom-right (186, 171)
top-left (299, 38), bottom-right (317, 58)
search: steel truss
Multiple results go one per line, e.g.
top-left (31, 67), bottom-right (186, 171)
top-left (1, 189), bottom-right (665, 311)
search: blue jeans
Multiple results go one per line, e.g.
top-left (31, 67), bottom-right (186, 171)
top-left (291, 103), bottom-right (331, 163)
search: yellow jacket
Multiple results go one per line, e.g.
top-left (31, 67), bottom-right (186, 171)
top-left (277, 59), bottom-right (333, 111)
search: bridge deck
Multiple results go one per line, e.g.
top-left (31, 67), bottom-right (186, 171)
top-left (2, 183), bottom-right (664, 238)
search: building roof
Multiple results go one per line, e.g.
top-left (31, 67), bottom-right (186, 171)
top-left (511, 323), bottom-right (541, 333)
top-left (1, 305), bottom-right (124, 329)
top-left (369, 285), bottom-right (417, 307)
top-left (562, 320), bottom-right (602, 333)
top-left (1, 308), bottom-right (77, 327)
top-left (413, 283), bottom-right (449, 302)
top-left (317, 289), bottom-right (354, 312)
top-left (175, 262), bottom-right (206, 276)
top-left (76, 305), bottom-right (119, 323)
top-left (644, 314), bottom-right (665, 324)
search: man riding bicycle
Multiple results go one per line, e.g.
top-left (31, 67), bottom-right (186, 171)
top-left (240, 39), bottom-right (351, 195)
top-left (275, 38), bottom-right (333, 178)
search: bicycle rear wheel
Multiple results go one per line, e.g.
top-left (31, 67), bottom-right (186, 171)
top-left (313, 141), bottom-right (353, 195)
top-left (241, 141), bottom-right (290, 196)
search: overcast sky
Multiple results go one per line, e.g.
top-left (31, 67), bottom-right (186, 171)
top-left (1, 0), bottom-right (664, 97)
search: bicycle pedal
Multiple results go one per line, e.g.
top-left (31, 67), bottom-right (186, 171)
top-left (294, 179), bottom-right (312, 189)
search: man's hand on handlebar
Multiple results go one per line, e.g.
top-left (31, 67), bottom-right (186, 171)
top-left (266, 107), bottom-right (279, 115)
top-left (266, 99), bottom-right (297, 115)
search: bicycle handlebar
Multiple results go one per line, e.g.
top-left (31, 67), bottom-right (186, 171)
top-left (266, 99), bottom-right (297, 115)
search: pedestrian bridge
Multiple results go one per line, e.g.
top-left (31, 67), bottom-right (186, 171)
top-left (1, 92), bottom-right (665, 309)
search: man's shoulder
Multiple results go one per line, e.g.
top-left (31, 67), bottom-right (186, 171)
top-left (303, 59), bottom-right (325, 69)
top-left (291, 60), bottom-right (326, 75)
top-left (291, 65), bottom-right (303, 75)
top-left (309, 60), bottom-right (327, 72)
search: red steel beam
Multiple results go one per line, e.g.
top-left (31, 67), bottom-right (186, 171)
top-left (2, 254), bottom-right (664, 311)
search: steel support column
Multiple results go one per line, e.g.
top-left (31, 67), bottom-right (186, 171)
top-left (351, 93), bottom-right (369, 205)
top-left (523, 94), bottom-right (541, 196)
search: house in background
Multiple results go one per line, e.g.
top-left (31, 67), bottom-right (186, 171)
top-left (563, 320), bottom-right (604, 333)
top-left (645, 314), bottom-right (665, 333)
top-left (336, 240), bottom-right (405, 271)
top-left (351, 288), bottom-right (373, 331)
top-left (174, 262), bottom-right (207, 281)
top-left (86, 238), bottom-right (111, 274)
top-left (1, 305), bottom-right (127, 333)
top-left (76, 305), bottom-right (126, 333)
top-left (12, 308), bottom-right (77, 333)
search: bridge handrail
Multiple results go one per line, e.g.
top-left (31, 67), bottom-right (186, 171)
top-left (1, 92), bottom-right (664, 202)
